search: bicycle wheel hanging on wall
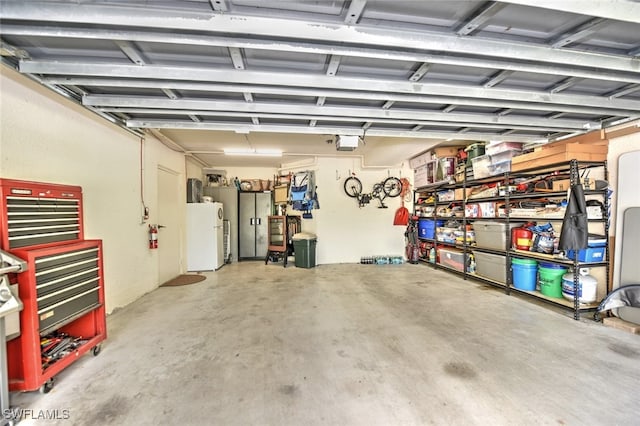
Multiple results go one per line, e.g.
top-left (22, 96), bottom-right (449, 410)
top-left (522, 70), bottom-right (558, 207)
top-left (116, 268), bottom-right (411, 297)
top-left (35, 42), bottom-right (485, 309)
top-left (343, 176), bottom-right (363, 198)
top-left (383, 177), bottom-right (402, 197)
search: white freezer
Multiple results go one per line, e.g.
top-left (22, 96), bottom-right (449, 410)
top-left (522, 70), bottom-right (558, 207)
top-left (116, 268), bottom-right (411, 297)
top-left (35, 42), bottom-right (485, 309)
top-left (186, 202), bottom-right (224, 271)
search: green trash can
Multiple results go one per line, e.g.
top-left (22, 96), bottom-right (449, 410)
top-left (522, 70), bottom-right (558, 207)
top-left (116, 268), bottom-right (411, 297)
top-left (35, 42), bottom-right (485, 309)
top-left (292, 233), bottom-right (317, 268)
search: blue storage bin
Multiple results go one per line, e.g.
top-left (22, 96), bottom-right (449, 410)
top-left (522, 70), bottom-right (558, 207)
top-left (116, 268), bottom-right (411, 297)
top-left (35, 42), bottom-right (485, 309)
top-left (565, 239), bottom-right (606, 262)
top-left (418, 219), bottom-right (444, 239)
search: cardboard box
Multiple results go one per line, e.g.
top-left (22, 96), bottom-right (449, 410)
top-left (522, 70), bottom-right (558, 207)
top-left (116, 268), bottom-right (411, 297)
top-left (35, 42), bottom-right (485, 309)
top-left (414, 164), bottom-right (430, 188)
top-left (437, 189), bottom-right (455, 202)
top-left (552, 178), bottom-right (594, 191)
top-left (433, 146), bottom-right (463, 158)
top-left (454, 188), bottom-right (472, 201)
top-left (409, 151), bottom-right (432, 169)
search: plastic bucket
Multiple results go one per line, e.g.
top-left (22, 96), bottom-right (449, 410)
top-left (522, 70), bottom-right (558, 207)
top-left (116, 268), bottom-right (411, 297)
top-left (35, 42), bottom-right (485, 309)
top-left (512, 258), bottom-right (538, 291)
top-left (538, 262), bottom-right (567, 298)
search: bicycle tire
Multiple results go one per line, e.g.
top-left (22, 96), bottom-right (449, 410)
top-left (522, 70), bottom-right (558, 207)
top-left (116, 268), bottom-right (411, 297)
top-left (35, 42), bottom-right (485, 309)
top-left (344, 176), bottom-right (363, 198)
top-left (383, 177), bottom-right (402, 197)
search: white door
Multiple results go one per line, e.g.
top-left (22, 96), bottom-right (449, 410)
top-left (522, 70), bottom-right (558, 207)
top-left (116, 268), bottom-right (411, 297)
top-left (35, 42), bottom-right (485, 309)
top-left (157, 166), bottom-right (182, 285)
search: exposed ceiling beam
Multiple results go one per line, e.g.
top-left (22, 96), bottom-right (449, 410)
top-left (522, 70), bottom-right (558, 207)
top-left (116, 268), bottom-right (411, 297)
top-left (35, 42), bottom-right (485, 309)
top-left (161, 89), bottom-right (179, 100)
top-left (114, 40), bottom-right (146, 65)
top-left (0, 40), bottom-right (29, 59)
top-left (549, 18), bottom-right (608, 48)
top-left (126, 119), bottom-right (539, 142)
top-left (82, 95), bottom-right (597, 130)
top-left (484, 70), bottom-right (513, 88)
top-left (209, 0), bottom-right (229, 12)
top-left (4, 25), bottom-right (640, 85)
top-left (408, 62), bottom-right (430, 82)
top-left (2, 3), bottom-right (638, 75)
top-left (22, 61), bottom-right (640, 113)
top-left (494, 0), bottom-right (640, 24)
top-left (548, 77), bottom-right (581, 94)
top-left (228, 47), bottom-right (245, 70)
top-left (607, 84), bottom-right (640, 99)
top-left (98, 107), bottom-right (561, 132)
top-left (46, 77), bottom-right (635, 117)
top-left (344, 0), bottom-right (367, 25)
top-left (326, 55), bottom-right (341, 76)
top-left (455, 1), bottom-right (506, 36)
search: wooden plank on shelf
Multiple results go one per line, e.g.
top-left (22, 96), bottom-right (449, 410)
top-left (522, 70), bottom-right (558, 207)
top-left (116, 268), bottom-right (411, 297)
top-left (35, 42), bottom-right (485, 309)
top-left (533, 143), bottom-right (608, 156)
top-left (603, 316), bottom-right (640, 335)
top-left (511, 152), bottom-right (606, 171)
top-left (545, 130), bottom-right (608, 148)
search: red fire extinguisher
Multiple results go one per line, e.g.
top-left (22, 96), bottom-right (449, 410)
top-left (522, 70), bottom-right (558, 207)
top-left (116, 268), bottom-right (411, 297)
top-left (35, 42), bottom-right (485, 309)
top-left (149, 224), bottom-right (158, 249)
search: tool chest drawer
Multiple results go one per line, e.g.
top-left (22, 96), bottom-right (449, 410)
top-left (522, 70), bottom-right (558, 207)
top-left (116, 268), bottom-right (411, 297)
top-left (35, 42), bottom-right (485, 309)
top-left (34, 247), bottom-right (101, 333)
top-left (0, 178), bottom-right (84, 250)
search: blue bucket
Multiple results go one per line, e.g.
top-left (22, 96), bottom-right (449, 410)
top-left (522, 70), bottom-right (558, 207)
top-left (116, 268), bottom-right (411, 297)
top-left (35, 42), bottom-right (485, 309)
top-left (512, 258), bottom-right (538, 291)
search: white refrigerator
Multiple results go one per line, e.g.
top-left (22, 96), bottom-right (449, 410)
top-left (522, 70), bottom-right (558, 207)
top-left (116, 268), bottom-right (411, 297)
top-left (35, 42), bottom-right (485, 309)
top-left (186, 202), bottom-right (224, 271)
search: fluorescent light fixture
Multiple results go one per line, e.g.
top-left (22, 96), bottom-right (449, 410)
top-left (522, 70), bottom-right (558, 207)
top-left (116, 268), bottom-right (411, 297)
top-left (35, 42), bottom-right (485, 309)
top-left (223, 148), bottom-right (282, 157)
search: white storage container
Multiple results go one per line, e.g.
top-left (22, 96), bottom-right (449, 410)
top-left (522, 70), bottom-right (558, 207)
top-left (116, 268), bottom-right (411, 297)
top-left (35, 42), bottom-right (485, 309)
top-left (473, 251), bottom-right (507, 284)
top-left (486, 142), bottom-right (524, 156)
top-left (473, 221), bottom-right (517, 251)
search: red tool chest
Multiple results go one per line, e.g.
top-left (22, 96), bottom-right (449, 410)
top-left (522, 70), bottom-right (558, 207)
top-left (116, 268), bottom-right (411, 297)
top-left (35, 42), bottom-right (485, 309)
top-left (0, 179), bottom-right (105, 393)
top-left (7, 241), bottom-right (106, 392)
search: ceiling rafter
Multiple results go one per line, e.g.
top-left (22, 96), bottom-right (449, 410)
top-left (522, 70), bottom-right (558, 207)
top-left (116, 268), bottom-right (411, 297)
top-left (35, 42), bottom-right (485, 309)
top-left (113, 40), bottom-right (146, 65)
top-left (484, 70), bottom-right (513, 88)
top-left (494, 0), bottom-right (640, 23)
top-left (125, 119), bottom-right (538, 142)
top-left (22, 61), bottom-right (640, 114)
top-left (46, 77), bottom-right (635, 117)
top-left (2, 3), bottom-right (638, 75)
top-left (4, 24), bottom-right (640, 85)
top-left (455, 1), bottom-right (506, 36)
top-left (97, 107), bottom-right (563, 132)
top-left (209, 0), bottom-right (229, 12)
top-left (344, 0), bottom-right (367, 25)
top-left (549, 18), bottom-right (608, 48)
top-left (82, 95), bottom-right (597, 130)
top-left (548, 77), bottom-right (581, 94)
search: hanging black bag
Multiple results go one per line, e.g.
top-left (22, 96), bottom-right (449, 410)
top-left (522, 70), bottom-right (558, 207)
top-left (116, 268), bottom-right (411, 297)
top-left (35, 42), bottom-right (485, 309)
top-left (558, 183), bottom-right (588, 251)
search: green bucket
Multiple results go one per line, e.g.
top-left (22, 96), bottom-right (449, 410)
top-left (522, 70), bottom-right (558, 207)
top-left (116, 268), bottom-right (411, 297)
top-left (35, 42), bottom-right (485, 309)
top-left (538, 262), bottom-right (567, 298)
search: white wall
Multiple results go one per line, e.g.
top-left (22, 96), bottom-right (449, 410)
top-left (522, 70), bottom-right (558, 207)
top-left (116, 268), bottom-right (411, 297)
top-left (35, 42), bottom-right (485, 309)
top-left (0, 67), bottom-right (187, 313)
top-left (286, 157), bottom-right (411, 264)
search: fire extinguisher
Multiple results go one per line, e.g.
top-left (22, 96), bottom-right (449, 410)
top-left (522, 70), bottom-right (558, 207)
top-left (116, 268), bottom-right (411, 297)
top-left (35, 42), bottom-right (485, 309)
top-left (149, 224), bottom-right (158, 249)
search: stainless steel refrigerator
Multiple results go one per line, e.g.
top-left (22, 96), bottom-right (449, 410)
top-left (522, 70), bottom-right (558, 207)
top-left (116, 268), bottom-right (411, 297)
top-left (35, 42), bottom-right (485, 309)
top-left (186, 202), bottom-right (224, 271)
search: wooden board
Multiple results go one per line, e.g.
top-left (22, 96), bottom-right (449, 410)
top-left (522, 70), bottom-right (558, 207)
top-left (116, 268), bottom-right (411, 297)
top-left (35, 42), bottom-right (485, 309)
top-left (511, 151), bottom-right (607, 171)
top-left (603, 316), bottom-right (640, 335)
top-left (533, 143), bottom-right (608, 155)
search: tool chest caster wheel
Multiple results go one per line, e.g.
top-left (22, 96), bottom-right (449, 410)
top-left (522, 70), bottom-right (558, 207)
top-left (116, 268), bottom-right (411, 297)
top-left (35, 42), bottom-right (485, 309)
top-left (92, 344), bottom-right (102, 356)
top-left (40, 378), bottom-right (54, 394)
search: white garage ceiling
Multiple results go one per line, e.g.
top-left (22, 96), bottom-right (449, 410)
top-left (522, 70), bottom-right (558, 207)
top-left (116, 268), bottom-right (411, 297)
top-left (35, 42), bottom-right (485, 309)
top-left (1, 0), bottom-right (639, 167)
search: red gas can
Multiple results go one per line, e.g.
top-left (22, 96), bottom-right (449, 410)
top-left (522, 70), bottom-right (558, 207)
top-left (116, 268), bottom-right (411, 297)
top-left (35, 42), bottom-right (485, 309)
top-left (512, 227), bottom-right (533, 250)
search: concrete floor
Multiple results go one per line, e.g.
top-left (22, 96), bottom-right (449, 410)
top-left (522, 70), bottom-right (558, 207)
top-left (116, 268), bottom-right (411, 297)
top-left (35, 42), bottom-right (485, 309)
top-left (10, 262), bottom-right (640, 425)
